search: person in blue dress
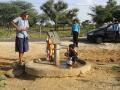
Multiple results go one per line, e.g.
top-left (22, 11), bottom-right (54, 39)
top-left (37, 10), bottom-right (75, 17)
top-left (71, 18), bottom-right (80, 47)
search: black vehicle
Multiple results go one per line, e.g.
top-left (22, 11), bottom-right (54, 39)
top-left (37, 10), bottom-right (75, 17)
top-left (87, 24), bottom-right (120, 43)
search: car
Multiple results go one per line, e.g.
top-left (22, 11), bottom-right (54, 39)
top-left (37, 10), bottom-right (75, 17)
top-left (87, 24), bottom-right (120, 43)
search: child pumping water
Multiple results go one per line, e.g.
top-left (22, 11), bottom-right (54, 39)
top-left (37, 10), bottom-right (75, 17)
top-left (46, 35), bottom-right (54, 61)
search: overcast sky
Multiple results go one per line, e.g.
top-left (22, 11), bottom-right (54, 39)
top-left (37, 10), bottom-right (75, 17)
top-left (0, 0), bottom-right (120, 21)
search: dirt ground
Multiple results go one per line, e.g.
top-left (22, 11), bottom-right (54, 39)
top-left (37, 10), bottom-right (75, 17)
top-left (0, 41), bottom-right (120, 90)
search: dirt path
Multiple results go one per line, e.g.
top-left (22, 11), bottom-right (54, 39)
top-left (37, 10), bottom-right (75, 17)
top-left (0, 41), bottom-right (120, 90)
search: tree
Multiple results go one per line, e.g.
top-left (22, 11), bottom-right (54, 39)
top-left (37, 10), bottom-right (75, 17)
top-left (11, 1), bottom-right (38, 26)
top-left (105, 0), bottom-right (117, 22)
top-left (40, 0), bottom-right (79, 30)
top-left (11, 1), bottom-right (33, 10)
top-left (0, 3), bottom-right (21, 26)
top-left (112, 6), bottom-right (120, 19)
top-left (89, 6), bottom-right (107, 26)
top-left (36, 14), bottom-right (49, 25)
top-left (0, 1), bottom-right (38, 27)
top-left (107, 0), bottom-right (117, 7)
top-left (89, 0), bottom-right (118, 26)
top-left (82, 20), bottom-right (91, 27)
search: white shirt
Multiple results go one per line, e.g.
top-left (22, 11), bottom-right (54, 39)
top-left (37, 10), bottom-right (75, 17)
top-left (13, 17), bottom-right (29, 38)
top-left (117, 23), bottom-right (120, 31)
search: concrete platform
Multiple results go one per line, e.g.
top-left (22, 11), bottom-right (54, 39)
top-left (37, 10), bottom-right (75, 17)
top-left (25, 60), bottom-right (92, 78)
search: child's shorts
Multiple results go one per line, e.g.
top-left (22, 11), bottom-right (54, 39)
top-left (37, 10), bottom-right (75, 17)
top-left (71, 56), bottom-right (78, 63)
top-left (66, 56), bottom-right (78, 66)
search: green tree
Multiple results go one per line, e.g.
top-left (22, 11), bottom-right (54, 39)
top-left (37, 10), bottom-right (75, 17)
top-left (89, 6), bottom-right (107, 26)
top-left (36, 14), bottom-right (49, 25)
top-left (105, 0), bottom-right (117, 22)
top-left (0, 1), bottom-right (38, 27)
top-left (11, 1), bottom-right (33, 10)
top-left (0, 3), bottom-right (21, 26)
top-left (40, 0), bottom-right (79, 30)
top-left (112, 6), bottom-right (120, 19)
top-left (89, 0), bottom-right (118, 26)
top-left (11, 1), bottom-right (38, 26)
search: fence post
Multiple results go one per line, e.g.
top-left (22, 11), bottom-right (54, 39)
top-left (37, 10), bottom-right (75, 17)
top-left (39, 25), bottom-right (41, 38)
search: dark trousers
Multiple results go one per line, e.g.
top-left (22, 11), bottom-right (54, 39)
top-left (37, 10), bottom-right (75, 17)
top-left (116, 31), bottom-right (120, 41)
top-left (72, 31), bottom-right (79, 47)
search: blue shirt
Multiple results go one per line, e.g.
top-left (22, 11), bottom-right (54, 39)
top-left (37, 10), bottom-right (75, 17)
top-left (112, 23), bottom-right (119, 31)
top-left (72, 23), bottom-right (80, 33)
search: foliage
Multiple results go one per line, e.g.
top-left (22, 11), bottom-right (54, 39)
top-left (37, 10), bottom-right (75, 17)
top-left (112, 6), bottom-right (120, 19)
top-left (0, 3), bottom-right (21, 26)
top-left (81, 20), bottom-right (92, 27)
top-left (0, 1), bottom-right (38, 27)
top-left (36, 14), bottom-right (49, 25)
top-left (89, 0), bottom-right (119, 26)
top-left (40, 0), bottom-right (79, 29)
top-left (11, 1), bottom-right (33, 10)
top-left (80, 24), bottom-right (96, 36)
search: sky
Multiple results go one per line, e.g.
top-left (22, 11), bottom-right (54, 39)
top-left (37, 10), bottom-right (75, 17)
top-left (0, 0), bottom-right (120, 21)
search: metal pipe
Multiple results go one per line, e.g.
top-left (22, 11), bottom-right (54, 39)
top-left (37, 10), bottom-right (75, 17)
top-left (54, 44), bottom-right (60, 66)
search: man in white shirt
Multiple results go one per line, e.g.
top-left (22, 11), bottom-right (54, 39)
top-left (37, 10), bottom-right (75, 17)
top-left (112, 19), bottom-right (120, 41)
top-left (118, 20), bottom-right (120, 40)
top-left (11, 11), bottom-right (29, 65)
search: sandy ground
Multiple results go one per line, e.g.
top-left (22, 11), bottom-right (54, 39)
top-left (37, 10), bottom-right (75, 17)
top-left (0, 41), bottom-right (120, 90)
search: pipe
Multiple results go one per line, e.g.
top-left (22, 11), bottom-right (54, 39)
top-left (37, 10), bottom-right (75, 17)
top-left (54, 44), bottom-right (60, 66)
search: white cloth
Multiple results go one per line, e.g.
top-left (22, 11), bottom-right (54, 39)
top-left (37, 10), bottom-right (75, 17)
top-left (13, 17), bottom-right (29, 38)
